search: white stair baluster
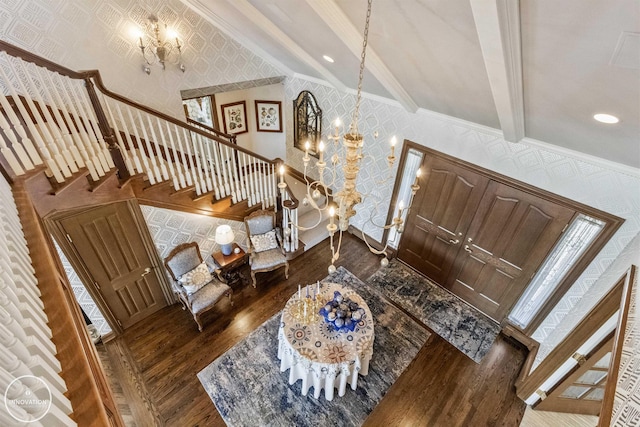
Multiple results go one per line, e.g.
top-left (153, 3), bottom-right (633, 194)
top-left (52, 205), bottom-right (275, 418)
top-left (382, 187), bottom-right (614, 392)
top-left (17, 61), bottom-right (73, 176)
top-left (39, 68), bottom-right (85, 169)
top-left (54, 74), bottom-right (102, 180)
top-left (0, 55), bottom-right (62, 182)
top-left (135, 109), bottom-right (162, 183)
top-left (165, 122), bottom-right (186, 189)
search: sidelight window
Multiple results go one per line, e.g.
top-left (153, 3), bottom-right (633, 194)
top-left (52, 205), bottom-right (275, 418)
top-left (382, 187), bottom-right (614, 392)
top-left (387, 148), bottom-right (424, 248)
top-left (509, 214), bottom-right (606, 329)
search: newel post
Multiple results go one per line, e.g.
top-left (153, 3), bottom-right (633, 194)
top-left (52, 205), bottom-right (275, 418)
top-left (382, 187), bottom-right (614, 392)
top-left (83, 77), bottom-right (131, 182)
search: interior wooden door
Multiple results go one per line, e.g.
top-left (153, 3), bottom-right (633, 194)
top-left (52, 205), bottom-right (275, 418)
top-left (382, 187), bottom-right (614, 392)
top-left (398, 157), bottom-right (489, 284)
top-left (446, 181), bottom-right (575, 321)
top-left (60, 202), bottom-right (167, 329)
top-left (536, 334), bottom-right (613, 415)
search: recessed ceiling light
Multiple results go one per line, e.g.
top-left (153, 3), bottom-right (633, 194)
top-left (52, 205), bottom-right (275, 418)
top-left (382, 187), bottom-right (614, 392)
top-left (593, 113), bottom-right (620, 124)
top-left (323, 55), bottom-right (334, 63)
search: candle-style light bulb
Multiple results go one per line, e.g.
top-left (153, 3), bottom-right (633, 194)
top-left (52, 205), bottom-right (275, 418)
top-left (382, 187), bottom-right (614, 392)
top-left (318, 140), bottom-right (325, 163)
top-left (329, 205), bottom-right (335, 226)
top-left (304, 140), bottom-right (310, 155)
top-left (279, 164), bottom-right (285, 184)
top-left (397, 200), bottom-right (405, 217)
top-left (387, 135), bottom-right (398, 167)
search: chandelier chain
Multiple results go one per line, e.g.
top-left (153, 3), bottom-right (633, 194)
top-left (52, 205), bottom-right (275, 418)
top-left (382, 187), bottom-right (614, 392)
top-left (351, 0), bottom-right (373, 136)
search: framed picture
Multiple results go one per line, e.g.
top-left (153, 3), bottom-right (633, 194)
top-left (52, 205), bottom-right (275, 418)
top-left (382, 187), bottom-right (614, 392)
top-left (254, 100), bottom-right (283, 133)
top-left (221, 101), bottom-right (248, 135)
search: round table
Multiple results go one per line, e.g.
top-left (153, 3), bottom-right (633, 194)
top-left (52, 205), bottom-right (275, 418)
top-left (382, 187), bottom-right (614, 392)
top-left (277, 282), bottom-right (375, 401)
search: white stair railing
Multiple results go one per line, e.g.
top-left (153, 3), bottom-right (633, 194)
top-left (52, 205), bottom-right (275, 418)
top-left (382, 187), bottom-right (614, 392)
top-left (97, 90), bottom-right (279, 209)
top-left (0, 50), bottom-right (114, 183)
top-left (0, 41), bottom-right (299, 251)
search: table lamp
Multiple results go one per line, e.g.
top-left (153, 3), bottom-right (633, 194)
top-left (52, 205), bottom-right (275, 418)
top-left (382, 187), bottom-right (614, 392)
top-left (215, 225), bottom-right (235, 256)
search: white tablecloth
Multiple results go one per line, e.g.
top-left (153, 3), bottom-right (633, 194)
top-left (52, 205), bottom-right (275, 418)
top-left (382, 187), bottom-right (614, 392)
top-left (277, 282), bottom-right (375, 401)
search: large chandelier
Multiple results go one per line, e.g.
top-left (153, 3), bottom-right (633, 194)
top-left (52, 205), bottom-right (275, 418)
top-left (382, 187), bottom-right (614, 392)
top-left (135, 14), bottom-right (185, 75)
top-left (280, 0), bottom-right (421, 273)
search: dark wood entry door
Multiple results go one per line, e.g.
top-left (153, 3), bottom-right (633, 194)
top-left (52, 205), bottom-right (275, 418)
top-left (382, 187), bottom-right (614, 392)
top-left (446, 181), bottom-right (575, 321)
top-left (398, 157), bottom-right (489, 285)
top-left (60, 202), bottom-right (167, 329)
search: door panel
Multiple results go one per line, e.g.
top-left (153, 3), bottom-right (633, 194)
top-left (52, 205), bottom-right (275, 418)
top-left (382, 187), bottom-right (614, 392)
top-left (61, 202), bottom-right (167, 329)
top-left (447, 181), bottom-right (575, 321)
top-left (398, 157), bottom-right (489, 284)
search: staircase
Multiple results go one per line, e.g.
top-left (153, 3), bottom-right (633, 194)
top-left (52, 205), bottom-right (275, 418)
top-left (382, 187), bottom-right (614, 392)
top-left (0, 40), bottom-right (311, 250)
top-left (284, 176), bottom-right (330, 250)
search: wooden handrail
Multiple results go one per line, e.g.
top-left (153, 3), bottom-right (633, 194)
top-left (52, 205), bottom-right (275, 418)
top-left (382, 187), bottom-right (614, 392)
top-left (0, 39), bottom-right (280, 167)
top-left (186, 117), bottom-right (236, 142)
top-left (516, 277), bottom-right (625, 400)
top-left (89, 72), bottom-right (279, 165)
top-left (598, 265), bottom-right (637, 426)
top-left (0, 40), bottom-right (90, 80)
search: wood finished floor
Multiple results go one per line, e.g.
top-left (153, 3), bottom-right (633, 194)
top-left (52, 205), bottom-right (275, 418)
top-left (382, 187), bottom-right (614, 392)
top-left (106, 233), bottom-right (528, 426)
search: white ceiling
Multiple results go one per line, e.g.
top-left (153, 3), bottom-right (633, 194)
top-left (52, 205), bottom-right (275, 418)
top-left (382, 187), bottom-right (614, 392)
top-left (182, 0), bottom-right (640, 168)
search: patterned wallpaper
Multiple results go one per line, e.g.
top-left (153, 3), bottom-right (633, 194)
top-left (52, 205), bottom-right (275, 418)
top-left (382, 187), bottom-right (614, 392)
top-left (0, 0), bottom-right (282, 119)
top-left (611, 265), bottom-right (640, 426)
top-left (2, 0), bottom-right (640, 387)
top-left (139, 204), bottom-right (247, 280)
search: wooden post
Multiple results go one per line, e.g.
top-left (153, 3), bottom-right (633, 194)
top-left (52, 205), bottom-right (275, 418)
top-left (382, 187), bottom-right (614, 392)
top-left (83, 78), bottom-right (131, 182)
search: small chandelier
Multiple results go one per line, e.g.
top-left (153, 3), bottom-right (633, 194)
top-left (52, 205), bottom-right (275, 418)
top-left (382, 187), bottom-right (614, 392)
top-left (135, 14), bottom-right (185, 75)
top-left (279, 0), bottom-right (421, 273)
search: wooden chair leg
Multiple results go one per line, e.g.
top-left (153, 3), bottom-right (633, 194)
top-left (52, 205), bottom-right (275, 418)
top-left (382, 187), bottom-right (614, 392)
top-left (227, 290), bottom-right (234, 306)
top-left (285, 264), bottom-right (289, 279)
top-left (194, 314), bottom-right (203, 332)
top-left (251, 271), bottom-right (256, 288)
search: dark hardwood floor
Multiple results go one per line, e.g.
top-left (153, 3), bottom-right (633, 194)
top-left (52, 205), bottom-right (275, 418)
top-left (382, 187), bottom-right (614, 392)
top-left (105, 232), bottom-right (527, 426)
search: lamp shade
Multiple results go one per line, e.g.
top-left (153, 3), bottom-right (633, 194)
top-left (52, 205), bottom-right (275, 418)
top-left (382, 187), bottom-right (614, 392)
top-left (215, 225), bottom-right (235, 244)
top-left (215, 225), bottom-right (235, 255)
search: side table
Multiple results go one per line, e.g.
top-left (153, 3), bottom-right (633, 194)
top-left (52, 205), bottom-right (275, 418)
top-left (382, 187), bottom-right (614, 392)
top-left (212, 243), bottom-right (247, 285)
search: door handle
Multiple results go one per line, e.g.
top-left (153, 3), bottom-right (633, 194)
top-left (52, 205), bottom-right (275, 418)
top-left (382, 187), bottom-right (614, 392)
top-left (449, 239), bottom-right (460, 245)
top-left (464, 245), bottom-right (473, 253)
top-left (141, 267), bottom-right (151, 277)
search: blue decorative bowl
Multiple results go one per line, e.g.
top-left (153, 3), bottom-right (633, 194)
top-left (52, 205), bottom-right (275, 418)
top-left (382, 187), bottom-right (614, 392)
top-left (318, 291), bottom-right (364, 333)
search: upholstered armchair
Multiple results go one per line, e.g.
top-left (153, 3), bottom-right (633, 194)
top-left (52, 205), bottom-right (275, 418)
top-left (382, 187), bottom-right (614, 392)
top-left (163, 242), bottom-right (232, 331)
top-left (244, 210), bottom-right (289, 288)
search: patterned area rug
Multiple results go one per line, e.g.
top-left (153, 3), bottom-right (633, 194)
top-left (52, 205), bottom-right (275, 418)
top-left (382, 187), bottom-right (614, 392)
top-left (198, 267), bottom-right (430, 427)
top-left (366, 259), bottom-right (500, 363)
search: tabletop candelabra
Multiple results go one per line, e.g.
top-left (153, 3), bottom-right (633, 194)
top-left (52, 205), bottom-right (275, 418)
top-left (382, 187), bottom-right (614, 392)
top-left (292, 282), bottom-right (324, 325)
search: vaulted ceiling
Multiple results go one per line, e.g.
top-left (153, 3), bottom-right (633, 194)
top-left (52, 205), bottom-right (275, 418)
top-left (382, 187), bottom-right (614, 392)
top-left (181, 0), bottom-right (640, 168)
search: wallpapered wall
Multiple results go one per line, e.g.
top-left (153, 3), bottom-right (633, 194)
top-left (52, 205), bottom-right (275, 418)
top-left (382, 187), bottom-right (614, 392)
top-left (0, 0), bottom-right (282, 120)
top-left (139, 204), bottom-right (247, 279)
top-left (3, 0), bottom-right (640, 393)
top-left (611, 264), bottom-right (640, 426)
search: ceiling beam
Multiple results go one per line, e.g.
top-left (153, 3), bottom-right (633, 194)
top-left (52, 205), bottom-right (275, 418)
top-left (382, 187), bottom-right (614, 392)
top-left (305, 0), bottom-right (419, 113)
top-left (470, 0), bottom-right (525, 142)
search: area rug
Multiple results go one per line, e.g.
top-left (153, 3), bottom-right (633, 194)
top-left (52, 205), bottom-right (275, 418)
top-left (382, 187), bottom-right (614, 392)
top-left (366, 259), bottom-right (500, 363)
top-left (197, 267), bottom-right (430, 427)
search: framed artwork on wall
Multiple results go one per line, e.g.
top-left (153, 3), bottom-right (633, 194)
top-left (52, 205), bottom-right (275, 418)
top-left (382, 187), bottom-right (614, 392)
top-left (221, 101), bottom-right (248, 135)
top-left (255, 100), bottom-right (282, 132)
